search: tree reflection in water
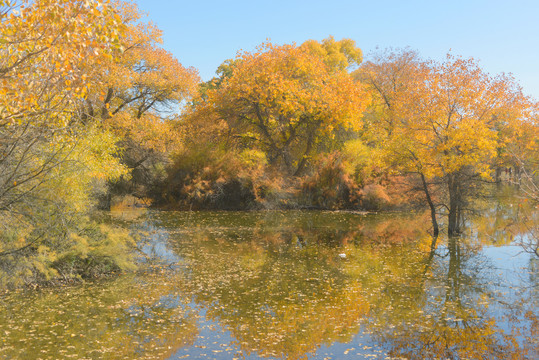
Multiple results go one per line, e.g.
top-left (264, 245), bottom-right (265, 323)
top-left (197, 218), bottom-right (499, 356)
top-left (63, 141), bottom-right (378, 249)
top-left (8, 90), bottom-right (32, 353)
top-left (160, 210), bottom-right (537, 359)
top-left (0, 209), bottom-right (537, 359)
top-left (0, 273), bottom-right (198, 359)
top-left (367, 235), bottom-right (537, 359)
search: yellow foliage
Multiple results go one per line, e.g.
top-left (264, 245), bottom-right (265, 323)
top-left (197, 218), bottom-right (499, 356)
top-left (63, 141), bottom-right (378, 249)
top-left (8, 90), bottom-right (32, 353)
top-left (0, 0), bottom-right (140, 286)
top-left (357, 51), bottom-right (534, 182)
top-left (300, 36), bottom-right (363, 71)
top-left (192, 40), bottom-right (370, 175)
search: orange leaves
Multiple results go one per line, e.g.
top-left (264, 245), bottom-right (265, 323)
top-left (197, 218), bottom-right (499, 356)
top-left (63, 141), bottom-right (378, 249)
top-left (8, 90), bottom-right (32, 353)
top-left (193, 40), bottom-right (370, 175)
top-left (1, 0), bottom-right (127, 128)
top-left (356, 48), bottom-right (534, 182)
top-left (105, 112), bottom-right (181, 155)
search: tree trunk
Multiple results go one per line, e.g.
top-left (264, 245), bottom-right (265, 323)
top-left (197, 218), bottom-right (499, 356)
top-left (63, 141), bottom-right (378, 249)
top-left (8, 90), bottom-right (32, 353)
top-left (495, 166), bottom-right (502, 184)
top-left (448, 174), bottom-right (461, 236)
top-left (293, 133), bottom-right (314, 177)
top-left (420, 173), bottom-right (439, 237)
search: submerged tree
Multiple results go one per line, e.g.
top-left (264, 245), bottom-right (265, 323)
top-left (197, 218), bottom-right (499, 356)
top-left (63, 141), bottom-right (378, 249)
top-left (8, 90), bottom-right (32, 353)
top-left (356, 49), bottom-right (535, 236)
top-left (506, 123), bottom-right (539, 257)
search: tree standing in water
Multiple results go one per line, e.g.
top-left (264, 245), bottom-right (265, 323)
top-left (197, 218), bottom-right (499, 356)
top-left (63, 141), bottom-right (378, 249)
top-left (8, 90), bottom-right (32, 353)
top-left (357, 49), bottom-right (534, 236)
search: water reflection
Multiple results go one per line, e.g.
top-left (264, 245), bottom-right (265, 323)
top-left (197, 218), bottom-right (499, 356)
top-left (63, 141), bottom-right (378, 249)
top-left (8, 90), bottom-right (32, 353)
top-left (0, 274), bottom-right (198, 359)
top-left (367, 236), bottom-right (532, 359)
top-left (0, 210), bottom-right (537, 359)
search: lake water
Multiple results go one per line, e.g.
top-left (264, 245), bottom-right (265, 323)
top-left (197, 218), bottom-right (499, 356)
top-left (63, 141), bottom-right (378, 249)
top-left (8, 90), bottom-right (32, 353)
top-left (1, 208), bottom-right (537, 359)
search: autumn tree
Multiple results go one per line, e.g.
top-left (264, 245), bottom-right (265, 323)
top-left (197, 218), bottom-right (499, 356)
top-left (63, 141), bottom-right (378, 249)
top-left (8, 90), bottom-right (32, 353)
top-left (356, 49), bottom-right (533, 236)
top-left (504, 109), bottom-right (539, 195)
top-left (300, 35), bottom-right (363, 72)
top-left (0, 0), bottom-right (157, 285)
top-left (0, 0), bottom-right (126, 210)
top-left (188, 40), bottom-right (370, 177)
top-left (503, 112), bottom-right (539, 256)
top-left (78, 1), bottom-right (199, 204)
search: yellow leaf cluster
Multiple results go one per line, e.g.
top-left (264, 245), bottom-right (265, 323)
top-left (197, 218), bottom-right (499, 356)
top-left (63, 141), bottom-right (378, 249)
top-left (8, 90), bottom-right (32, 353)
top-left (191, 40), bottom-right (370, 174)
top-left (356, 49), bottom-right (536, 182)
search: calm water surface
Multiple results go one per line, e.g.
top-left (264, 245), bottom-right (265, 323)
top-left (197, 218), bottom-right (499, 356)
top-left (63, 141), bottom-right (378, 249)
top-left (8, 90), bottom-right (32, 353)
top-left (1, 209), bottom-right (538, 359)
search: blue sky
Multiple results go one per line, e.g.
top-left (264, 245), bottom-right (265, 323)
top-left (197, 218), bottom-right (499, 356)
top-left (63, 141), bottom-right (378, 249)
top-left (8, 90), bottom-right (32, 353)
top-left (135, 0), bottom-right (539, 99)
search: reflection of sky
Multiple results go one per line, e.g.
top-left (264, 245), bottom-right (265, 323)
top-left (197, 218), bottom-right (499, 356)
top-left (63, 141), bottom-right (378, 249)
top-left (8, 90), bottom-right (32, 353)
top-left (170, 308), bottom-right (391, 359)
top-left (172, 308), bottom-right (258, 360)
top-left (319, 331), bottom-right (390, 360)
top-left (482, 245), bottom-right (533, 288)
top-left (483, 245), bottom-right (538, 350)
top-left (111, 211), bottom-right (539, 359)
top-left (136, 219), bottom-right (182, 265)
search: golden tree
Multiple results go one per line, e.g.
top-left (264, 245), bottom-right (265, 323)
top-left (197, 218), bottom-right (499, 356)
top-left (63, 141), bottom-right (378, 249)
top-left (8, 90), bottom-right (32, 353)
top-left (357, 49), bottom-right (534, 236)
top-left (0, 0), bottom-right (176, 285)
top-left (79, 1), bottom-right (200, 202)
top-left (190, 40), bottom-right (370, 176)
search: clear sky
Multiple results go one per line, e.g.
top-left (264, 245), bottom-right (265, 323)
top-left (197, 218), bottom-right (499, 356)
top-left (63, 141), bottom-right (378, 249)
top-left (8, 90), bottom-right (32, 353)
top-left (135, 0), bottom-right (539, 99)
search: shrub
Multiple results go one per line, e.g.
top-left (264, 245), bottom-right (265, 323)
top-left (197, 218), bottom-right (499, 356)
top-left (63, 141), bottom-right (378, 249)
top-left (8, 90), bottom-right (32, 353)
top-left (163, 147), bottom-right (258, 210)
top-left (0, 219), bottom-right (136, 288)
top-left (360, 184), bottom-right (391, 211)
top-left (300, 152), bottom-right (362, 209)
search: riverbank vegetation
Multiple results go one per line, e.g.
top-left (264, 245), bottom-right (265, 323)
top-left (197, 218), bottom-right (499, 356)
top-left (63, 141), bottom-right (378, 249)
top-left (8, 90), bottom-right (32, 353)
top-left (1, 0), bottom-right (537, 287)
